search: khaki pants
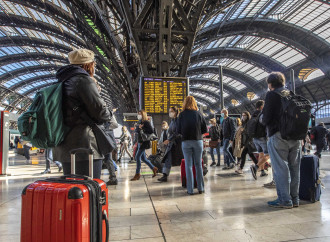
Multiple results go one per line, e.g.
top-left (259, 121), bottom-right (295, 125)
top-left (119, 141), bottom-right (133, 159)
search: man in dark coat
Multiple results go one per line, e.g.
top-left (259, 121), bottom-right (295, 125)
top-left (53, 49), bottom-right (111, 179)
top-left (311, 122), bottom-right (329, 158)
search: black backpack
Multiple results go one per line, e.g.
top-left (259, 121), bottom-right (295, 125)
top-left (247, 113), bottom-right (266, 138)
top-left (275, 89), bottom-right (312, 140)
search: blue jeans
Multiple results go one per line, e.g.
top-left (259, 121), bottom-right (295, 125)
top-left (209, 142), bottom-right (221, 164)
top-left (267, 132), bottom-right (301, 205)
top-left (135, 144), bottom-right (154, 174)
top-left (104, 153), bottom-right (116, 180)
top-left (223, 139), bottom-right (235, 166)
top-left (182, 140), bottom-right (204, 194)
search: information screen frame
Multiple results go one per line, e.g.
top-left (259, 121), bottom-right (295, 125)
top-left (139, 76), bottom-right (189, 114)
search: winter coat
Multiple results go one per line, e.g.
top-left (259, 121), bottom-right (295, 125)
top-left (233, 126), bottom-right (244, 158)
top-left (137, 120), bottom-right (153, 150)
top-left (311, 124), bottom-right (328, 147)
top-left (207, 125), bottom-right (221, 141)
top-left (53, 65), bottom-right (111, 163)
top-left (163, 118), bottom-right (183, 166)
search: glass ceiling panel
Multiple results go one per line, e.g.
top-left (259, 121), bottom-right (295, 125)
top-left (200, 0), bottom-right (330, 45)
top-left (18, 79), bottom-right (57, 94)
top-left (198, 35), bottom-right (307, 67)
top-left (3, 71), bottom-right (52, 88)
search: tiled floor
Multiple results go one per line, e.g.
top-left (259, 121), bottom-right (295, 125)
top-left (1, 151), bottom-right (330, 241)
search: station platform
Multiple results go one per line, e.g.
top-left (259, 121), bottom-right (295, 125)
top-left (0, 152), bottom-right (329, 241)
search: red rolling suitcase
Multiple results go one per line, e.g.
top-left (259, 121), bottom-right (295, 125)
top-left (181, 159), bottom-right (204, 188)
top-left (21, 148), bottom-right (109, 242)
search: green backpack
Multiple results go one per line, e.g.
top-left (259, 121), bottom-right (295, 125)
top-left (18, 83), bottom-right (70, 148)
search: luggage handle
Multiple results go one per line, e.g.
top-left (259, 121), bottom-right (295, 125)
top-left (103, 210), bottom-right (109, 242)
top-left (60, 174), bottom-right (90, 180)
top-left (70, 148), bottom-right (94, 178)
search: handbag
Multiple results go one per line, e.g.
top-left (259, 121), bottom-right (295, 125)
top-left (81, 112), bottom-right (116, 156)
top-left (209, 140), bottom-right (219, 148)
top-left (140, 130), bottom-right (158, 142)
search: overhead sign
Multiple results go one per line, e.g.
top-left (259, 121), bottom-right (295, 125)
top-left (140, 76), bottom-right (189, 114)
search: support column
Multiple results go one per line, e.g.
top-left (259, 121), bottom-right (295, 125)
top-left (290, 69), bottom-right (295, 94)
top-left (219, 65), bottom-right (224, 110)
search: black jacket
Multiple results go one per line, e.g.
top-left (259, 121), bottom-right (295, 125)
top-left (177, 110), bottom-right (207, 141)
top-left (221, 117), bottom-right (236, 141)
top-left (137, 120), bottom-right (153, 149)
top-left (312, 125), bottom-right (328, 146)
top-left (53, 65), bottom-right (111, 163)
top-left (262, 87), bottom-right (285, 137)
top-left (207, 125), bottom-right (221, 141)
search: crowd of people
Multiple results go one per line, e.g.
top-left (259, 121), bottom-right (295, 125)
top-left (17, 49), bottom-right (330, 207)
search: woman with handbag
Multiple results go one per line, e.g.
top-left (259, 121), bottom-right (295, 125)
top-left (235, 111), bottom-right (259, 174)
top-left (207, 118), bottom-right (221, 167)
top-left (131, 110), bottom-right (158, 181)
top-left (158, 106), bottom-right (183, 182)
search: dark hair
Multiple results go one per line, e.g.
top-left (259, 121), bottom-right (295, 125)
top-left (266, 72), bottom-right (285, 88)
top-left (170, 106), bottom-right (180, 116)
top-left (242, 111), bottom-right (251, 121)
top-left (256, 100), bottom-right (264, 109)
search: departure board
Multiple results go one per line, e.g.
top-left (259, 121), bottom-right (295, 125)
top-left (140, 77), bottom-right (189, 114)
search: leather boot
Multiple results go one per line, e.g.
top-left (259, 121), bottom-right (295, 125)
top-left (152, 167), bottom-right (158, 177)
top-left (130, 174), bottom-right (141, 181)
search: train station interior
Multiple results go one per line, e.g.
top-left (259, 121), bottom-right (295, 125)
top-left (0, 0), bottom-right (330, 241)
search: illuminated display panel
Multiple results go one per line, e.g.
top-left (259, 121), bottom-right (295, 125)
top-left (140, 77), bottom-right (189, 114)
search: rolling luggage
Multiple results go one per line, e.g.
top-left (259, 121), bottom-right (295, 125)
top-left (21, 148), bottom-right (109, 242)
top-left (181, 159), bottom-right (204, 188)
top-left (299, 155), bottom-right (321, 202)
top-left (148, 153), bottom-right (163, 173)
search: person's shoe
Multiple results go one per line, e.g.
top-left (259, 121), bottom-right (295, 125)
top-left (235, 168), bottom-right (243, 174)
top-left (25, 159), bottom-right (30, 164)
top-left (198, 190), bottom-right (205, 194)
top-left (260, 170), bottom-right (268, 177)
top-left (229, 163), bottom-right (235, 169)
top-left (210, 162), bottom-right (216, 167)
top-left (106, 179), bottom-right (118, 186)
top-left (158, 174), bottom-right (168, 182)
top-left (152, 167), bottom-right (158, 177)
top-left (222, 166), bottom-right (229, 170)
top-left (264, 180), bottom-right (276, 188)
top-left (117, 158), bottom-right (121, 163)
top-left (130, 174), bottom-right (141, 181)
top-left (58, 165), bottom-right (63, 173)
top-left (216, 162), bottom-right (220, 167)
top-left (250, 165), bottom-right (257, 180)
top-left (41, 169), bottom-right (51, 174)
top-left (187, 192), bottom-right (194, 195)
top-left (268, 199), bottom-right (293, 209)
top-left (130, 157), bottom-right (134, 162)
top-left (293, 203), bottom-right (299, 208)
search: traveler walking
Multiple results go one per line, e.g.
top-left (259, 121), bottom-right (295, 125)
top-left (158, 107), bottom-right (183, 182)
top-left (131, 110), bottom-right (158, 181)
top-left (311, 122), bottom-right (328, 158)
top-left (118, 126), bottom-right (134, 162)
top-left (248, 101), bottom-right (269, 179)
top-left (235, 112), bottom-right (258, 174)
top-left (158, 121), bottom-right (169, 153)
top-left (21, 140), bottom-right (31, 164)
top-left (220, 109), bottom-right (236, 170)
top-left (53, 49), bottom-right (111, 179)
top-left (177, 96), bottom-right (207, 195)
top-left (207, 118), bottom-right (221, 167)
top-left (41, 148), bottom-right (63, 174)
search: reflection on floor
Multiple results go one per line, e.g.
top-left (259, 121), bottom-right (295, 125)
top-left (1, 151), bottom-right (330, 241)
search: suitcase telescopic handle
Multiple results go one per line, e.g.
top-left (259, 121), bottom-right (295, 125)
top-left (70, 148), bottom-right (94, 178)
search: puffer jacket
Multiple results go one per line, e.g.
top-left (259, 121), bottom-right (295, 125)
top-left (53, 65), bottom-right (111, 163)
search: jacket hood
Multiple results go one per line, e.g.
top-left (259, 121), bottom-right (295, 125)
top-left (56, 65), bottom-right (89, 82)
